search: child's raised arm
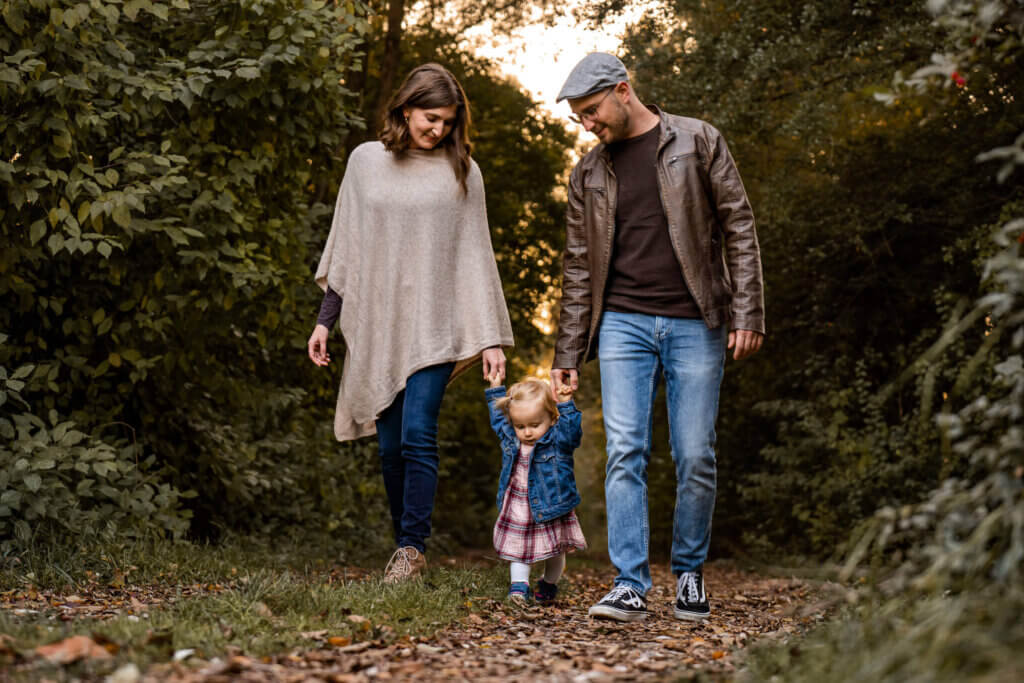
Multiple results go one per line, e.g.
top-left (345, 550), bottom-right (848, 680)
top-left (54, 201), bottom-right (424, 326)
top-left (484, 380), bottom-right (517, 448)
top-left (552, 396), bottom-right (583, 451)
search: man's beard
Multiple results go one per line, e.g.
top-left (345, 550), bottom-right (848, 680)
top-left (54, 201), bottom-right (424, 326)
top-left (597, 103), bottom-right (631, 143)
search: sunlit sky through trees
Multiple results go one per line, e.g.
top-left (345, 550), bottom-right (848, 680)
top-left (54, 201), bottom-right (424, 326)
top-left (461, 1), bottom-right (662, 125)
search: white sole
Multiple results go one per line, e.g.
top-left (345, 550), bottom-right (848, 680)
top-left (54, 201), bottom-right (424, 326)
top-left (588, 605), bottom-right (648, 622)
top-left (673, 606), bottom-right (710, 621)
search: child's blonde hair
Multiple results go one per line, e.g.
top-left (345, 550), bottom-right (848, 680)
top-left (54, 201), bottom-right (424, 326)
top-left (495, 378), bottom-right (559, 421)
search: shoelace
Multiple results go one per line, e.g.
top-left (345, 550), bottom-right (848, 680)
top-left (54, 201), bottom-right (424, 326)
top-left (384, 548), bottom-right (412, 578)
top-left (605, 584), bottom-right (642, 606)
top-left (677, 572), bottom-right (701, 602)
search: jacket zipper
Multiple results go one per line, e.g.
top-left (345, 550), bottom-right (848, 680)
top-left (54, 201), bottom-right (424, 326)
top-left (655, 133), bottom-right (708, 326)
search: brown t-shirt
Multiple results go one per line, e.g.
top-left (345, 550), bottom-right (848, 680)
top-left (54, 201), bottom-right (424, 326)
top-left (604, 124), bottom-right (700, 319)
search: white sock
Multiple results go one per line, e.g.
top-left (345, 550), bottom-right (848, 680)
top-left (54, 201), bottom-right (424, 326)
top-left (510, 561), bottom-right (530, 584)
top-left (543, 553), bottom-right (565, 584)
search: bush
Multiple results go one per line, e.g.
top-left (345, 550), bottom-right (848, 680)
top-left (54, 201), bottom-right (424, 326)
top-left (1, 346), bottom-right (191, 550)
top-left (740, 3), bottom-right (1024, 680)
top-left (0, 0), bottom-right (375, 545)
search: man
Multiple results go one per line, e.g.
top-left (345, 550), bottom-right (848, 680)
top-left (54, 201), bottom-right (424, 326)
top-left (551, 53), bottom-right (765, 622)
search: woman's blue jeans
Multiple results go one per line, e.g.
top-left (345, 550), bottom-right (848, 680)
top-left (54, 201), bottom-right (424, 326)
top-left (598, 311), bottom-right (727, 595)
top-left (375, 362), bottom-right (454, 554)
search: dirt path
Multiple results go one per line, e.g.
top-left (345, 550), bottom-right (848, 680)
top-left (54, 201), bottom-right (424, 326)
top-left (158, 562), bottom-right (834, 682)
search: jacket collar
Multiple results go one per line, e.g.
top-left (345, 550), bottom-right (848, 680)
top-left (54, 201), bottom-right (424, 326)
top-left (651, 104), bottom-right (678, 152)
top-left (593, 103), bottom-right (675, 164)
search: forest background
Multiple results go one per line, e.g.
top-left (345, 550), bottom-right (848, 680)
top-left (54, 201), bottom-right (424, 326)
top-left (1, 0), bottom-right (1022, 677)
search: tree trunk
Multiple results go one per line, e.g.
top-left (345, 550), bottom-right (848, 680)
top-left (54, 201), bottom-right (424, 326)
top-left (373, 0), bottom-right (406, 132)
top-left (342, 46), bottom-right (373, 159)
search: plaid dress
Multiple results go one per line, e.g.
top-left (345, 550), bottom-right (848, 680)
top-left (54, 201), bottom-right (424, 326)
top-left (493, 444), bottom-right (587, 563)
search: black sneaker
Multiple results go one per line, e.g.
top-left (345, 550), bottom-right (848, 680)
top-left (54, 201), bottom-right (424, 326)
top-left (674, 568), bottom-right (710, 620)
top-left (535, 579), bottom-right (558, 605)
top-left (588, 584), bottom-right (647, 622)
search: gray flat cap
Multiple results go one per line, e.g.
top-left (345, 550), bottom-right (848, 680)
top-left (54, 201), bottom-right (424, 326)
top-left (556, 52), bottom-right (629, 102)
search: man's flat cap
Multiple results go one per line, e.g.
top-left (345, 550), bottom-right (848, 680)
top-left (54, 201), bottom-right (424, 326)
top-left (556, 52), bottom-right (629, 103)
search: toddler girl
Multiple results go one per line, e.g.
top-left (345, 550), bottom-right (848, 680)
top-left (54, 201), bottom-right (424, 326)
top-left (485, 374), bottom-right (587, 604)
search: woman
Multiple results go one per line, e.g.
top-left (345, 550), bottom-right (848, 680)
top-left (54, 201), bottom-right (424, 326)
top-left (308, 63), bottom-right (513, 583)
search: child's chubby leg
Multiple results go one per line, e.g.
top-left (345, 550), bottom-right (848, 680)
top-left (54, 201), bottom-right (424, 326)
top-left (543, 553), bottom-right (566, 583)
top-left (536, 553), bottom-right (565, 605)
top-left (510, 561), bottom-right (530, 584)
top-left (509, 561), bottom-right (532, 603)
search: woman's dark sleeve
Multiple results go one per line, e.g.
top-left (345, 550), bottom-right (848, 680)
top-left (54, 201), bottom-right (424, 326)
top-left (316, 286), bottom-right (343, 328)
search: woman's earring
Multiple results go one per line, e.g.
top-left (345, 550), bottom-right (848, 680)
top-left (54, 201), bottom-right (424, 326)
top-left (404, 116), bottom-right (409, 123)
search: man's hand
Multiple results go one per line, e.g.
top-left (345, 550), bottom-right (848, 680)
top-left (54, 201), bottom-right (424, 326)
top-left (481, 347), bottom-right (506, 384)
top-left (551, 368), bottom-right (579, 398)
top-left (728, 329), bottom-right (764, 361)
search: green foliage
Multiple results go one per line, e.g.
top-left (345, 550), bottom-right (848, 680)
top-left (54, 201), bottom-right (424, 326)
top-left (0, 1), bottom-right (573, 553)
top-left (737, 3), bottom-right (1023, 680)
top-left (0, 349), bottom-right (190, 550)
top-left (834, 1), bottom-right (1024, 592)
top-left (0, 0), bottom-right (389, 547)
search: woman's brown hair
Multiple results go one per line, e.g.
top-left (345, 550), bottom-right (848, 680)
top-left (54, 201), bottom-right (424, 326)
top-left (380, 63), bottom-right (472, 195)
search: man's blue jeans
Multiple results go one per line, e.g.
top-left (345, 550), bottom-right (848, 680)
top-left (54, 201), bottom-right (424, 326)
top-left (598, 311), bottom-right (727, 595)
top-left (375, 362), bottom-right (454, 554)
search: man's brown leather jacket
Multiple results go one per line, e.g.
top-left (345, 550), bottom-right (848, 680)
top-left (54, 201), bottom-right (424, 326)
top-left (553, 108), bottom-right (765, 369)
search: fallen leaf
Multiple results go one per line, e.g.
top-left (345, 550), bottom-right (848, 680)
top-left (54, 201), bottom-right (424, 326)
top-left (108, 663), bottom-right (141, 683)
top-left (227, 655), bottom-right (252, 672)
top-left (328, 636), bottom-right (351, 646)
top-left (35, 635), bottom-right (113, 663)
top-left (712, 650), bottom-right (726, 659)
top-left (172, 648), bottom-right (195, 662)
top-left (301, 630), bottom-right (328, 640)
top-left (336, 641), bottom-right (373, 654)
top-left (416, 643), bottom-right (445, 654)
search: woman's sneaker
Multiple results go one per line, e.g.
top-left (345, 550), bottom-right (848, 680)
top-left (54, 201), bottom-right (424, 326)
top-left (382, 546), bottom-right (426, 584)
top-left (534, 579), bottom-right (558, 605)
top-left (674, 568), bottom-right (710, 620)
top-left (507, 581), bottom-right (533, 604)
top-left (588, 584), bottom-right (647, 622)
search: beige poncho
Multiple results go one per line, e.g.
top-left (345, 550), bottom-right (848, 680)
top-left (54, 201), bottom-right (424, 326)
top-left (315, 141), bottom-right (514, 441)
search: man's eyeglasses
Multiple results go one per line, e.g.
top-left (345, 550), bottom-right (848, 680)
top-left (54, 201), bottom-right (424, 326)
top-left (568, 88), bottom-right (615, 125)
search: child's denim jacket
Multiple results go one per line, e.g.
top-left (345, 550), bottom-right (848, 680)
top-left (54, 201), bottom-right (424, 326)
top-left (485, 386), bottom-right (582, 523)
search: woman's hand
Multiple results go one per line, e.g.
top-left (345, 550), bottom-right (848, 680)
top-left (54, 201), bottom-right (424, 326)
top-left (308, 324), bottom-right (331, 366)
top-left (481, 346), bottom-right (506, 384)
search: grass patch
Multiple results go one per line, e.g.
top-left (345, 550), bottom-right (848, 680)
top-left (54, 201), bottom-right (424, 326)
top-left (3, 560), bottom-right (508, 679)
top-left (1, 537), bottom-right (510, 680)
top-left (0, 534), bottom-right (379, 592)
top-left (739, 588), bottom-right (1024, 682)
